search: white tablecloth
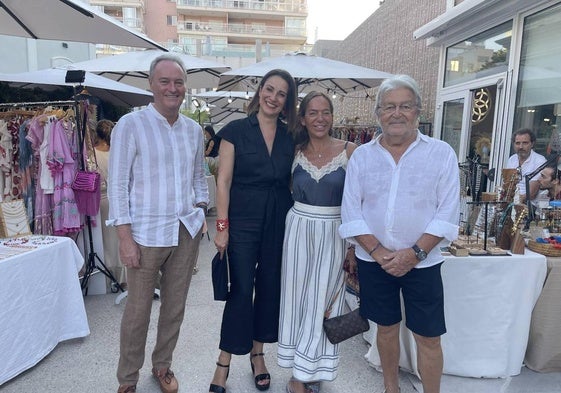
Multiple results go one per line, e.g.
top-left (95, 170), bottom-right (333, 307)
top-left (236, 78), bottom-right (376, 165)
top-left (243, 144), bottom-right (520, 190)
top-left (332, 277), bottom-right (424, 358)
top-left (0, 236), bottom-right (90, 386)
top-left (363, 250), bottom-right (547, 378)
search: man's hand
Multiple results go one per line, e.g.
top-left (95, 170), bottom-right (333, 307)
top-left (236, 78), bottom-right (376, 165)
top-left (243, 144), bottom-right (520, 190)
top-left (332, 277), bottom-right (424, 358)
top-left (117, 225), bottom-right (140, 269)
top-left (380, 248), bottom-right (418, 277)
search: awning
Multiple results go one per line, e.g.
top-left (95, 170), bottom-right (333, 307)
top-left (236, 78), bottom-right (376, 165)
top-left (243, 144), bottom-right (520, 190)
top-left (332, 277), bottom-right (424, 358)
top-left (414, 0), bottom-right (539, 46)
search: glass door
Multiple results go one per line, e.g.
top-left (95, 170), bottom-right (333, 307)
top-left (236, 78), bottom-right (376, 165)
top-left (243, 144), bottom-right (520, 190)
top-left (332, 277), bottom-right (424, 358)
top-left (441, 98), bottom-right (465, 159)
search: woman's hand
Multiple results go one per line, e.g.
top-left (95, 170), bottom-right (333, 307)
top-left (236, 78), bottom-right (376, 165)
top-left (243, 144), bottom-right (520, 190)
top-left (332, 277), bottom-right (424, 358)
top-left (214, 230), bottom-right (229, 257)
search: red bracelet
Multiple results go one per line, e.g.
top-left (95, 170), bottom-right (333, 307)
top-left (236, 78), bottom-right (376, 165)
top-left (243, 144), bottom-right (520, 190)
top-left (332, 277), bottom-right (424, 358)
top-left (216, 219), bottom-right (229, 232)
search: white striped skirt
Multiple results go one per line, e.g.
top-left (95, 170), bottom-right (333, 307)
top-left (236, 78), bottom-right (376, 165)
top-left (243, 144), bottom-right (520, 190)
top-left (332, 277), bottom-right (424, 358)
top-left (277, 202), bottom-right (346, 382)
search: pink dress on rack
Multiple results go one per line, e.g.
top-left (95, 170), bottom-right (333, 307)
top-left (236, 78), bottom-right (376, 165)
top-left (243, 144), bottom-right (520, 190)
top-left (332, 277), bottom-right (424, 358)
top-left (47, 119), bottom-right (81, 235)
top-left (26, 116), bottom-right (54, 235)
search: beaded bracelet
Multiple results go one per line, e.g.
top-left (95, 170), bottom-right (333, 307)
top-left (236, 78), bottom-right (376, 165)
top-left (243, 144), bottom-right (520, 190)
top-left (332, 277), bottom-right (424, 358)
top-left (216, 219), bottom-right (229, 232)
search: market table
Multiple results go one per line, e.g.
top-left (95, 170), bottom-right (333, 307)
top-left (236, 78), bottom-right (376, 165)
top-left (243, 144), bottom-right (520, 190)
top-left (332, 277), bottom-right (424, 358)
top-left (359, 249), bottom-right (547, 378)
top-left (0, 236), bottom-right (90, 386)
top-left (524, 256), bottom-right (561, 372)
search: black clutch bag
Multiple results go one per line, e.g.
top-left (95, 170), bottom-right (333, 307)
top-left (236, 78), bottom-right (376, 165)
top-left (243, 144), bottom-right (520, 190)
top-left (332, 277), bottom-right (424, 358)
top-left (211, 251), bottom-right (230, 301)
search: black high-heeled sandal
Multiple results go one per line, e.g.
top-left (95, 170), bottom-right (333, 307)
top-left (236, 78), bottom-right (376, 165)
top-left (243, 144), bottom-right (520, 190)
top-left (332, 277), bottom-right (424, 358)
top-left (250, 352), bottom-right (271, 391)
top-left (209, 362), bottom-right (230, 393)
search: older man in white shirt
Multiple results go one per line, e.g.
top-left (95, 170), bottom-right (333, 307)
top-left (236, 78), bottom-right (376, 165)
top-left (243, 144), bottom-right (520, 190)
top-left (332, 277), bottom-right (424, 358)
top-left (339, 75), bottom-right (459, 393)
top-left (108, 54), bottom-right (208, 393)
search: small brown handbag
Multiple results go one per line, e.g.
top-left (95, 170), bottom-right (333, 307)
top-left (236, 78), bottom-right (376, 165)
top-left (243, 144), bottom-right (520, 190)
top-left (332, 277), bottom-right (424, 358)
top-left (323, 282), bottom-right (369, 344)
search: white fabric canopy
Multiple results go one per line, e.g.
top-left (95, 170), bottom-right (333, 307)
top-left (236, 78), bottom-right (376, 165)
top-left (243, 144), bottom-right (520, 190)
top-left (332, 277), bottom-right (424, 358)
top-left (218, 52), bottom-right (393, 96)
top-left (0, 68), bottom-right (153, 107)
top-left (0, 0), bottom-right (165, 49)
top-left (67, 49), bottom-right (230, 90)
top-left (194, 91), bottom-right (252, 124)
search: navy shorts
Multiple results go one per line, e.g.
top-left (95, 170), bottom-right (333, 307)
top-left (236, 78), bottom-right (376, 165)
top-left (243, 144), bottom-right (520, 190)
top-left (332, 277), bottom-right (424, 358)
top-left (357, 258), bottom-right (446, 337)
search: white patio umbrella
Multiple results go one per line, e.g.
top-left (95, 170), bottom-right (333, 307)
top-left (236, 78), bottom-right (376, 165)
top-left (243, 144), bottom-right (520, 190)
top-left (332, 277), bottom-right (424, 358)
top-left (218, 52), bottom-right (393, 96)
top-left (194, 91), bottom-right (252, 124)
top-left (66, 50), bottom-right (231, 90)
top-left (193, 91), bottom-right (307, 125)
top-left (0, 69), bottom-right (153, 107)
top-left (0, 0), bottom-right (165, 50)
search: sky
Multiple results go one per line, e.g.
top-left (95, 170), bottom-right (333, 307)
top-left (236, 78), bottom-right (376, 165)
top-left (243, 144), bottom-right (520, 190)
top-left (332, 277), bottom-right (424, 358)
top-left (306, 1), bottom-right (380, 43)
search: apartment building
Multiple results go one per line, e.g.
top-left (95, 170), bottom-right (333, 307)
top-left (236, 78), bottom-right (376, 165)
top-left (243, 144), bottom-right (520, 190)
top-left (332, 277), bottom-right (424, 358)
top-left (91, 0), bottom-right (308, 67)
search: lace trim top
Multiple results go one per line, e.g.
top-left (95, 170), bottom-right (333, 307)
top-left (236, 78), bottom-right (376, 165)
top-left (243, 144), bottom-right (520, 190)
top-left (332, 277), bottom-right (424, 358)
top-left (292, 149), bottom-right (348, 182)
top-left (291, 149), bottom-right (349, 206)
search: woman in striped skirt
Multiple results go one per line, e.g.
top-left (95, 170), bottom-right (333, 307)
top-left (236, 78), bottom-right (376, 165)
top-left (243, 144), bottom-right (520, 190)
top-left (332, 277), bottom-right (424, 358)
top-left (277, 91), bottom-right (357, 393)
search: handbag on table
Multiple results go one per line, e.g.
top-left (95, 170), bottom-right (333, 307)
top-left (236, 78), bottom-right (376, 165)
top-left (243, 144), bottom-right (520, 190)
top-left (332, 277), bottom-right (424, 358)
top-left (323, 280), bottom-right (369, 344)
top-left (211, 251), bottom-right (230, 301)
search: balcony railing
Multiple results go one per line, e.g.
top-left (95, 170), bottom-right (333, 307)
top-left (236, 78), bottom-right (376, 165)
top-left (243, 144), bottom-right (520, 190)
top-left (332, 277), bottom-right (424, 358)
top-left (177, 0), bottom-right (307, 14)
top-left (175, 41), bottom-right (312, 57)
top-left (178, 21), bottom-right (305, 38)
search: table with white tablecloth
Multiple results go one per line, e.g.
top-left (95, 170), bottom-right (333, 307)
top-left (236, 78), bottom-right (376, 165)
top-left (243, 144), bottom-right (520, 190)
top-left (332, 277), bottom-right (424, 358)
top-left (0, 236), bottom-right (90, 386)
top-left (361, 249), bottom-right (547, 378)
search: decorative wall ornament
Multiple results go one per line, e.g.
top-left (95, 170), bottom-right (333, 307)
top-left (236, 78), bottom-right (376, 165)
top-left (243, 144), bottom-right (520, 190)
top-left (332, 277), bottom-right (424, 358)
top-left (472, 88), bottom-right (491, 124)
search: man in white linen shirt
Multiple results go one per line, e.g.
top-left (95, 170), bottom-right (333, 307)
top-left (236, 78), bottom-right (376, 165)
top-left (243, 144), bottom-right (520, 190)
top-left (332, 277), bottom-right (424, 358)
top-left (339, 75), bottom-right (460, 393)
top-left (108, 54), bottom-right (209, 393)
top-left (506, 128), bottom-right (546, 204)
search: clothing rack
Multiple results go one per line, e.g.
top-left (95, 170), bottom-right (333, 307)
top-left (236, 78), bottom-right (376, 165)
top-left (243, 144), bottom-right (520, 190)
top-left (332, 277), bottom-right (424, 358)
top-left (0, 100), bottom-right (76, 109)
top-left (1, 99), bottom-right (123, 295)
top-left (0, 101), bottom-right (76, 119)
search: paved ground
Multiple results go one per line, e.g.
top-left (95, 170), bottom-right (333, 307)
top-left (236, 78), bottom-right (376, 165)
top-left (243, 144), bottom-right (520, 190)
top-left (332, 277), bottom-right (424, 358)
top-left (2, 216), bottom-right (561, 392)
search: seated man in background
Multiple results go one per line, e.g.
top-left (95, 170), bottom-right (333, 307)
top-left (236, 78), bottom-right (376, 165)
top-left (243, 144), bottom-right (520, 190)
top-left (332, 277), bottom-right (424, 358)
top-left (538, 166), bottom-right (561, 201)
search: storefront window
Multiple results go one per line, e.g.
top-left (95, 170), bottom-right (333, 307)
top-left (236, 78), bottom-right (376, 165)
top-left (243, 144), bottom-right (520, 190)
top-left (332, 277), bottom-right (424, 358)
top-left (514, 3), bottom-right (561, 156)
top-left (444, 21), bottom-right (512, 87)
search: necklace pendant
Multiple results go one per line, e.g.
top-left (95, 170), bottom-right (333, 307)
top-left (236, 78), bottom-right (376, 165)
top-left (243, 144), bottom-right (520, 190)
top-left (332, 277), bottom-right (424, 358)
top-left (318, 154), bottom-right (322, 158)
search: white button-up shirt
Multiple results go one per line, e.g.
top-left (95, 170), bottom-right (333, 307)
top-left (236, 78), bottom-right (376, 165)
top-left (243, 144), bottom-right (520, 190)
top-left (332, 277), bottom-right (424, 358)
top-left (506, 150), bottom-right (546, 196)
top-left (107, 104), bottom-right (209, 246)
top-left (339, 131), bottom-right (460, 268)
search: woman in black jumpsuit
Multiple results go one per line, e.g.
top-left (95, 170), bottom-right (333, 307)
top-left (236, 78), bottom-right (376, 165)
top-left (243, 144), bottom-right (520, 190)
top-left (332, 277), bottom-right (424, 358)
top-left (209, 69), bottom-right (298, 393)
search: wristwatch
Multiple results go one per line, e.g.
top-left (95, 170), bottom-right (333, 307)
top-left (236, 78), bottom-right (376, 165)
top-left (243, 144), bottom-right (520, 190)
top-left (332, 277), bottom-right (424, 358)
top-left (412, 244), bottom-right (427, 261)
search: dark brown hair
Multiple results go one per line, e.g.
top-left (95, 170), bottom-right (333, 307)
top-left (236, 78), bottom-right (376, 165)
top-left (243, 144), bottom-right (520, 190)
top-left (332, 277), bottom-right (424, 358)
top-left (95, 119), bottom-right (115, 146)
top-left (511, 128), bottom-right (536, 143)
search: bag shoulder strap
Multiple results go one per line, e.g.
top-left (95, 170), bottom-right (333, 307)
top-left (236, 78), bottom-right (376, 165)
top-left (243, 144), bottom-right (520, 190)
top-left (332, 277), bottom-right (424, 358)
top-left (324, 285), bottom-right (343, 319)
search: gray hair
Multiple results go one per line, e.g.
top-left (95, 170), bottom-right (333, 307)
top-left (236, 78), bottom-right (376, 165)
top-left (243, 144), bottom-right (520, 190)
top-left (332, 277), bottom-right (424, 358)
top-left (148, 54), bottom-right (187, 81)
top-left (375, 74), bottom-right (422, 112)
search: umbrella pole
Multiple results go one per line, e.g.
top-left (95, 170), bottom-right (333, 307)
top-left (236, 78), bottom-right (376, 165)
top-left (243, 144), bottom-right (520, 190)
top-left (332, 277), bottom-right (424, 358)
top-left (70, 82), bottom-right (124, 296)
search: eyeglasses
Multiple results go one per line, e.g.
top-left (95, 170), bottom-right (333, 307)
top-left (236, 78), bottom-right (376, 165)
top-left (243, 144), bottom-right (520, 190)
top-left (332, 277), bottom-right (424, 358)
top-left (378, 103), bottom-right (417, 114)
